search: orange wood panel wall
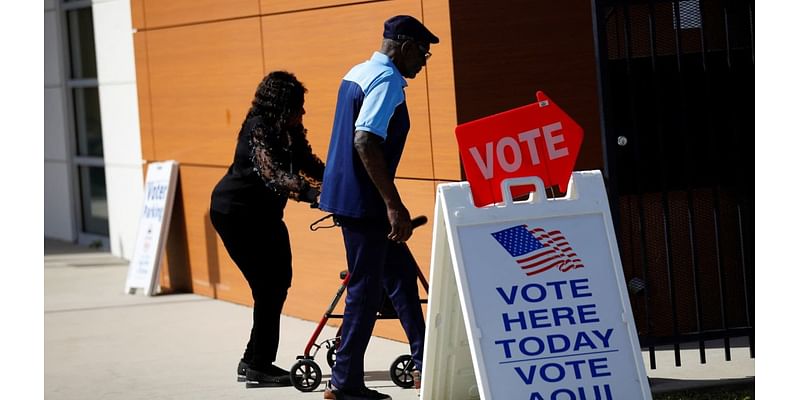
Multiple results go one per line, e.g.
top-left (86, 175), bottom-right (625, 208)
top-left (133, 0), bottom-right (456, 344)
top-left (260, 0), bottom-right (359, 15)
top-left (133, 32), bottom-right (154, 160)
top-left (422, 0), bottom-right (460, 181)
top-left (145, 18), bottom-right (264, 164)
top-left (136, 0), bottom-right (260, 29)
top-left (130, 0), bottom-right (146, 30)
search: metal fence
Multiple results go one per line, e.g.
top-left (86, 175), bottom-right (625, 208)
top-left (591, 0), bottom-right (754, 368)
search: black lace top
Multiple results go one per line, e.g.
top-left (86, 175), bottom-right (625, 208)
top-left (210, 115), bottom-right (324, 219)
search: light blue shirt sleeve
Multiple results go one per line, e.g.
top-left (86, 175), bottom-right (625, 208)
top-left (354, 75), bottom-right (406, 140)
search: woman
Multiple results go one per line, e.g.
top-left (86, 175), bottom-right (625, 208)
top-left (209, 71), bottom-right (324, 387)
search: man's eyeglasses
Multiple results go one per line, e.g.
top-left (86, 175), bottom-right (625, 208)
top-left (395, 35), bottom-right (432, 60)
top-left (418, 45), bottom-right (432, 60)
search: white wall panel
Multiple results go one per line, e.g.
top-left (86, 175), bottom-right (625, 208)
top-left (99, 83), bottom-right (142, 164)
top-left (93, 0), bottom-right (136, 84)
top-left (93, 0), bottom-right (143, 258)
top-left (44, 161), bottom-right (76, 241)
top-left (44, 10), bottom-right (63, 87)
top-left (104, 165), bottom-right (143, 260)
top-left (45, 88), bottom-right (69, 161)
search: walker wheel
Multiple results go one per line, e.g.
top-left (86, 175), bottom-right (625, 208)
top-left (326, 343), bottom-right (337, 368)
top-left (389, 354), bottom-right (415, 388)
top-left (289, 359), bottom-right (322, 392)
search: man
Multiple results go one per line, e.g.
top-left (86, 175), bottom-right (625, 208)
top-left (318, 14), bottom-right (439, 400)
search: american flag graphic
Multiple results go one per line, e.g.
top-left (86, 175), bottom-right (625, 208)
top-left (491, 225), bottom-right (584, 276)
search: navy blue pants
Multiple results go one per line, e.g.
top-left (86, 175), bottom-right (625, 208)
top-left (331, 216), bottom-right (426, 390)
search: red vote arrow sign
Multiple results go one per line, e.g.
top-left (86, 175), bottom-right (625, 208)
top-left (455, 91), bottom-right (583, 207)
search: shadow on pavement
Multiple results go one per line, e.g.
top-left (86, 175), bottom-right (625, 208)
top-left (44, 238), bottom-right (104, 256)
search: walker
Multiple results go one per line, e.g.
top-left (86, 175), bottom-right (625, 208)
top-left (288, 214), bottom-right (429, 392)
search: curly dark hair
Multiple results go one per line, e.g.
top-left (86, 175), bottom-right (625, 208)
top-left (245, 70), bottom-right (307, 128)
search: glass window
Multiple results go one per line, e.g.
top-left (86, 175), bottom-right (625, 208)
top-left (66, 8), bottom-right (97, 79)
top-left (64, 2), bottom-right (108, 239)
top-left (78, 166), bottom-right (109, 235)
top-left (72, 87), bottom-right (103, 157)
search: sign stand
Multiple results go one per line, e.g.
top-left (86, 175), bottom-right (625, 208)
top-left (421, 171), bottom-right (652, 400)
top-left (125, 160), bottom-right (179, 296)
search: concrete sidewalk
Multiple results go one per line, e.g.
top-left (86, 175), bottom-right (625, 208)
top-left (44, 239), bottom-right (753, 399)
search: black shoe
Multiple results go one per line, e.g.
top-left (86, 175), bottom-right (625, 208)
top-left (237, 360), bottom-right (249, 382)
top-left (323, 381), bottom-right (392, 400)
top-left (245, 364), bottom-right (292, 388)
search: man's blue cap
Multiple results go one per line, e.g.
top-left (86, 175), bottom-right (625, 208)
top-left (383, 15), bottom-right (440, 44)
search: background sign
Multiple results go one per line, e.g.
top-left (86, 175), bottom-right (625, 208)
top-left (125, 161), bottom-right (179, 296)
top-left (421, 172), bottom-right (651, 400)
top-left (455, 92), bottom-right (583, 207)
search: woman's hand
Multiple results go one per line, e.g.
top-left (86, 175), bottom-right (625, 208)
top-left (301, 187), bottom-right (320, 204)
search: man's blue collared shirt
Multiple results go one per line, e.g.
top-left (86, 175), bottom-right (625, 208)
top-left (319, 52), bottom-right (411, 218)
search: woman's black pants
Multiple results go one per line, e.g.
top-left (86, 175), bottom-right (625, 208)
top-left (210, 209), bottom-right (292, 370)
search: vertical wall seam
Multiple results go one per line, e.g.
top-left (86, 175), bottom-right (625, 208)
top-left (138, 0), bottom-right (157, 161)
top-left (143, 32), bottom-right (157, 161)
top-left (258, 0), bottom-right (266, 75)
top-left (420, 0), bottom-right (437, 182)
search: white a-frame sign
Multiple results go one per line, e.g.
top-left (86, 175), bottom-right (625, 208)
top-left (125, 160), bottom-right (179, 296)
top-left (421, 171), bottom-right (652, 400)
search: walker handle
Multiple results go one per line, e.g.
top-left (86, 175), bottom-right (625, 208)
top-left (310, 214), bottom-right (426, 232)
top-left (411, 215), bottom-right (428, 229)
